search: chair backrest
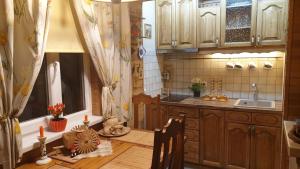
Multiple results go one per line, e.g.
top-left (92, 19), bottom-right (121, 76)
top-left (151, 115), bottom-right (186, 169)
top-left (132, 93), bottom-right (161, 130)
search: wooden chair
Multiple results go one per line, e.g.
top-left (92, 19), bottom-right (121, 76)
top-left (151, 115), bottom-right (186, 169)
top-left (132, 93), bottom-right (161, 130)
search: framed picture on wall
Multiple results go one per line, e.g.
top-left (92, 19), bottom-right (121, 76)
top-left (144, 23), bottom-right (152, 39)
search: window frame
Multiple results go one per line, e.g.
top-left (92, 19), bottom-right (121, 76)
top-left (20, 53), bottom-right (101, 153)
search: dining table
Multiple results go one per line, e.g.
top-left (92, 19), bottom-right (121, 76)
top-left (17, 130), bottom-right (154, 169)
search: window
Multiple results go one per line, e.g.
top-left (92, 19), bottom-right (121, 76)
top-left (60, 53), bottom-right (85, 116)
top-left (20, 53), bottom-right (87, 122)
top-left (19, 59), bottom-right (48, 122)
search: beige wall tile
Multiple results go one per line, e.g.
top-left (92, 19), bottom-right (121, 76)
top-left (163, 51), bottom-right (284, 100)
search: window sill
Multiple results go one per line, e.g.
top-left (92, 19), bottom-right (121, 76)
top-left (22, 115), bottom-right (103, 153)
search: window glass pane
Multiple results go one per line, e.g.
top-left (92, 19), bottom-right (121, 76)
top-left (19, 58), bottom-right (48, 122)
top-left (60, 53), bottom-right (85, 116)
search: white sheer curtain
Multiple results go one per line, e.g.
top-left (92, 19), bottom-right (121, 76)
top-left (0, 1), bottom-right (51, 168)
top-left (70, 0), bottom-right (132, 122)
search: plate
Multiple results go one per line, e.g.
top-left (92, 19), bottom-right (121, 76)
top-left (98, 127), bottom-right (131, 138)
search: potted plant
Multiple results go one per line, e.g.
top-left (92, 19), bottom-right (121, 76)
top-left (189, 78), bottom-right (206, 97)
top-left (48, 103), bottom-right (67, 132)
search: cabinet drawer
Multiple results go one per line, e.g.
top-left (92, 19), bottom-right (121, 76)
top-left (252, 113), bottom-right (282, 127)
top-left (226, 111), bottom-right (251, 123)
top-left (184, 141), bottom-right (200, 164)
top-left (185, 152), bottom-right (200, 164)
top-left (168, 106), bottom-right (199, 118)
top-left (185, 129), bottom-right (199, 142)
top-left (169, 116), bottom-right (199, 130)
top-left (186, 118), bottom-right (200, 130)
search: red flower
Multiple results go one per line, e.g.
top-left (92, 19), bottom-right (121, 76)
top-left (48, 103), bottom-right (65, 119)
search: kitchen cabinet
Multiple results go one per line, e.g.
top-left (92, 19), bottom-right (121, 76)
top-left (256, 0), bottom-right (286, 46)
top-left (175, 0), bottom-right (197, 48)
top-left (251, 126), bottom-right (281, 169)
top-left (156, 0), bottom-right (174, 49)
top-left (197, 1), bottom-right (221, 48)
top-left (200, 109), bottom-right (224, 168)
top-left (225, 123), bottom-right (251, 169)
top-left (224, 111), bottom-right (282, 169)
top-left (156, 0), bottom-right (197, 49)
top-left (156, 0), bottom-right (287, 50)
top-left (162, 104), bottom-right (282, 168)
top-left (166, 106), bottom-right (200, 164)
top-left (220, 0), bottom-right (257, 47)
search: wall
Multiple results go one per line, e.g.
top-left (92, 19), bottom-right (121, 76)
top-left (284, 0), bottom-right (300, 120)
top-left (142, 1), bottom-right (163, 97)
top-left (164, 51), bottom-right (285, 101)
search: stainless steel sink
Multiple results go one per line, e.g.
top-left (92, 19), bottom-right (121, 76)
top-left (234, 99), bottom-right (275, 109)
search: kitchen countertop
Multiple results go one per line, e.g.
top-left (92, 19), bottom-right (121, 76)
top-left (161, 95), bottom-right (283, 113)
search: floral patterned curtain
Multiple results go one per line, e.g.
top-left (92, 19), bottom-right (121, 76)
top-left (0, 0), bottom-right (51, 168)
top-left (70, 0), bottom-right (132, 122)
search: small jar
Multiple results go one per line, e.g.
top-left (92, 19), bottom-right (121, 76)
top-left (295, 119), bottom-right (300, 136)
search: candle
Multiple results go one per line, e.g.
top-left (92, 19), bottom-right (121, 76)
top-left (39, 126), bottom-right (44, 138)
top-left (84, 115), bottom-right (88, 122)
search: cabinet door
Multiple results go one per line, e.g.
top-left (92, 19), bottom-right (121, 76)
top-left (175, 0), bottom-right (197, 49)
top-left (156, 0), bottom-right (175, 49)
top-left (250, 126), bottom-right (281, 169)
top-left (200, 109), bottom-right (224, 168)
top-left (220, 0), bottom-right (257, 47)
top-left (197, 6), bottom-right (221, 48)
top-left (225, 123), bottom-right (251, 169)
top-left (256, 0), bottom-right (286, 46)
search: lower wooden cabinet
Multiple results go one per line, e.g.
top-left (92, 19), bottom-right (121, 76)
top-left (225, 123), bottom-right (281, 169)
top-left (184, 141), bottom-right (200, 163)
top-left (225, 123), bottom-right (251, 169)
top-left (200, 109), bottom-right (224, 168)
top-left (166, 106), bottom-right (200, 164)
top-left (163, 105), bottom-right (282, 168)
top-left (251, 126), bottom-right (281, 169)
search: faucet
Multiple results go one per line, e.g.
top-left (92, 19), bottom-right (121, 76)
top-left (251, 83), bottom-right (258, 101)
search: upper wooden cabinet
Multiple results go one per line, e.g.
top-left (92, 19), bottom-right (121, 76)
top-left (220, 0), bottom-right (257, 47)
top-left (176, 0), bottom-right (197, 48)
top-left (256, 0), bottom-right (287, 46)
top-left (156, 0), bottom-right (175, 49)
top-left (197, 1), bottom-right (221, 48)
top-left (156, 0), bottom-right (287, 50)
top-left (156, 0), bottom-right (197, 49)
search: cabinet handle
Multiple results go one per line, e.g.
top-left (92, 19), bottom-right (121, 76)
top-left (216, 38), bottom-right (219, 47)
top-left (251, 36), bottom-right (255, 46)
top-left (251, 126), bottom-right (256, 136)
top-left (257, 35), bottom-right (261, 46)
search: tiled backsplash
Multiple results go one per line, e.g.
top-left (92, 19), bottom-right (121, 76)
top-left (144, 54), bottom-right (163, 96)
top-left (163, 51), bottom-right (285, 101)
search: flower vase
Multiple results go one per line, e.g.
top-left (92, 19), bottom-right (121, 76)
top-left (49, 118), bottom-right (67, 132)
